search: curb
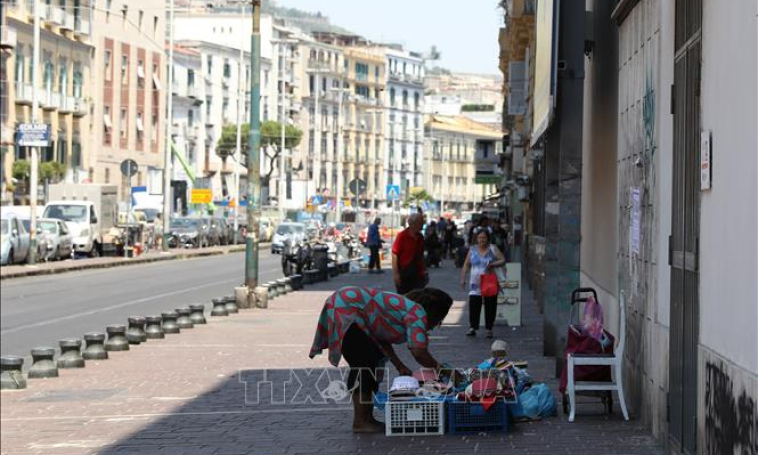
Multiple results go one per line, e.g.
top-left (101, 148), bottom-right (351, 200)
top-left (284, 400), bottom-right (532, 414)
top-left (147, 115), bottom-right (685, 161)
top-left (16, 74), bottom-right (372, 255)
top-left (0, 244), bottom-right (270, 280)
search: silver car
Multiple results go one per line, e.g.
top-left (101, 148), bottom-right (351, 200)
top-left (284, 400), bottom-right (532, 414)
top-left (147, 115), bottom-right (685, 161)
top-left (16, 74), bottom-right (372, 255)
top-left (37, 218), bottom-right (74, 260)
top-left (271, 222), bottom-right (306, 254)
top-left (1, 214), bottom-right (31, 265)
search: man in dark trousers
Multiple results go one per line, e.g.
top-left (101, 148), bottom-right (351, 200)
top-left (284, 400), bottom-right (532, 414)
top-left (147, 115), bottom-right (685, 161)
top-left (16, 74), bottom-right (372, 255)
top-left (392, 213), bottom-right (428, 294)
top-left (366, 218), bottom-right (384, 273)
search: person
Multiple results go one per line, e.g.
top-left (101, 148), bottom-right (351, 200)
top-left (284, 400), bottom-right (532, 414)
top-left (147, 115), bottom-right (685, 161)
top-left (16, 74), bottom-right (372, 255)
top-left (392, 213), bottom-right (427, 294)
top-left (460, 227), bottom-right (506, 338)
top-left (154, 213), bottom-right (164, 250)
top-left (424, 221), bottom-right (442, 267)
top-left (366, 218), bottom-right (384, 274)
top-left (309, 286), bottom-right (454, 433)
top-left (437, 216), bottom-right (447, 235)
top-left (443, 219), bottom-right (456, 259)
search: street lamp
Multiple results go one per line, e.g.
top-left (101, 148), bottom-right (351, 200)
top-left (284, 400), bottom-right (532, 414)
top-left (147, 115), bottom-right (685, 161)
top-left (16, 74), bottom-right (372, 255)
top-left (329, 84), bottom-right (351, 221)
top-left (271, 38), bottom-right (298, 223)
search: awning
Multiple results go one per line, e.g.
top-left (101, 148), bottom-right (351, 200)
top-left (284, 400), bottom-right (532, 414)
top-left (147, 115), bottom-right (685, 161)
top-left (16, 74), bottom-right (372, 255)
top-left (136, 117), bottom-right (144, 132)
top-left (137, 65), bottom-right (146, 79)
top-left (152, 74), bottom-right (162, 90)
top-left (103, 114), bottom-right (112, 129)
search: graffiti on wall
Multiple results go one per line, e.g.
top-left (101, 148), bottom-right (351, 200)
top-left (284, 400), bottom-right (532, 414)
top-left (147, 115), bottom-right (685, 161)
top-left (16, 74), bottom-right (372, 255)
top-left (704, 361), bottom-right (757, 455)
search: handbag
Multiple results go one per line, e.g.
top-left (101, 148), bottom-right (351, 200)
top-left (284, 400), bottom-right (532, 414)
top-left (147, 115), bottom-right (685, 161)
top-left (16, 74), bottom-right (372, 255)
top-left (480, 272), bottom-right (500, 297)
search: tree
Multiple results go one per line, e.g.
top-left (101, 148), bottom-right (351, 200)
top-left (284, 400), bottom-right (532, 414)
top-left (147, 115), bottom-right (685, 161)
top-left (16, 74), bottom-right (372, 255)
top-left (39, 161), bottom-right (66, 182)
top-left (12, 160), bottom-right (30, 181)
top-left (260, 120), bottom-right (302, 189)
top-left (405, 188), bottom-right (434, 208)
top-left (216, 123), bottom-right (251, 161)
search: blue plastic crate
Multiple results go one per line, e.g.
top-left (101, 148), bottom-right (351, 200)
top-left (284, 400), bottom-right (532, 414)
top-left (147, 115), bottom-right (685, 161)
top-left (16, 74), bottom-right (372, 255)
top-left (446, 400), bottom-right (508, 434)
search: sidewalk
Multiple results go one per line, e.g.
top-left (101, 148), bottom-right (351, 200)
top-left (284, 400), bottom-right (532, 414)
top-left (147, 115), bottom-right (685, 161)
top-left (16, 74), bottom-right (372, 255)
top-left (0, 244), bottom-right (267, 280)
top-left (0, 262), bottom-right (664, 455)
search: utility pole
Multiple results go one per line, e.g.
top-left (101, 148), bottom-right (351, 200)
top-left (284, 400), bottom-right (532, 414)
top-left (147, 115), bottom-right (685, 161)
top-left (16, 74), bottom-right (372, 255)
top-left (162, 0), bottom-right (175, 251)
top-left (245, 0), bottom-right (262, 290)
top-left (278, 41), bottom-right (287, 222)
top-left (27, 0), bottom-right (41, 264)
top-left (334, 78), bottom-right (345, 222)
top-left (312, 70), bottom-right (320, 213)
top-left (233, 1), bottom-right (244, 244)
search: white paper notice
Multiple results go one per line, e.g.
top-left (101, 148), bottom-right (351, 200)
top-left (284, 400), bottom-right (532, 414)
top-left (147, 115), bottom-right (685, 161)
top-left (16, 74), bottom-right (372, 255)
top-left (630, 188), bottom-right (641, 255)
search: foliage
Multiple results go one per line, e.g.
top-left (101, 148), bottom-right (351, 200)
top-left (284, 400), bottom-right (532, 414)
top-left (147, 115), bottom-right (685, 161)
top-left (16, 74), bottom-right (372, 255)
top-left (216, 123), bottom-right (250, 160)
top-left (12, 160), bottom-right (30, 181)
top-left (406, 188), bottom-right (434, 206)
top-left (39, 161), bottom-right (66, 182)
top-left (260, 120), bottom-right (302, 151)
top-left (462, 104), bottom-right (495, 112)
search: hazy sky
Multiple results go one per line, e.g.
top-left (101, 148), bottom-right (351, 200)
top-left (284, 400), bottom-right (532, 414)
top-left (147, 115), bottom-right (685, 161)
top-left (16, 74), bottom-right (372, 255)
top-left (275, 0), bottom-right (503, 75)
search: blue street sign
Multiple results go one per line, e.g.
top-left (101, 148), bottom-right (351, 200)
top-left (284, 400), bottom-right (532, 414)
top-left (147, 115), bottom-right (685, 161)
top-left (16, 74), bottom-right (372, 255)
top-left (386, 185), bottom-right (400, 201)
top-left (17, 123), bottom-right (50, 147)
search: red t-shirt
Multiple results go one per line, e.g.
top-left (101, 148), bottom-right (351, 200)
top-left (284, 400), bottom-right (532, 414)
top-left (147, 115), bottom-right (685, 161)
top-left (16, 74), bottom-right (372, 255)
top-left (392, 228), bottom-right (426, 278)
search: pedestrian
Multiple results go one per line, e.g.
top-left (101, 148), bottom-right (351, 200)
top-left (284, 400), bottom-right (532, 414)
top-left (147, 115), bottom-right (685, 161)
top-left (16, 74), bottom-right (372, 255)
top-left (366, 217), bottom-right (384, 274)
top-left (437, 216), bottom-right (447, 235)
top-left (154, 213), bottom-right (164, 250)
top-left (460, 227), bottom-right (506, 338)
top-left (392, 213), bottom-right (428, 294)
top-left (424, 221), bottom-right (442, 267)
top-left (309, 286), bottom-right (455, 433)
top-left (444, 219), bottom-right (456, 259)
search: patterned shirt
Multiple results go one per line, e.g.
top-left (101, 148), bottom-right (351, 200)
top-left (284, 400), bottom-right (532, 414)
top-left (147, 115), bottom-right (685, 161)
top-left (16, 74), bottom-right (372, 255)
top-left (469, 245), bottom-right (496, 296)
top-left (309, 286), bottom-right (429, 367)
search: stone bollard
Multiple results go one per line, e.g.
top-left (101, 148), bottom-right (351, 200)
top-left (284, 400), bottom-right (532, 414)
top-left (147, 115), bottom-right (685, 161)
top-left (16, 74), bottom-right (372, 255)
top-left (1, 356), bottom-right (27, 390)
top-left (162, 312), bottom-right (180, 334)
top-left (283, 277), bottom-right (293, 293)
top-left (290, 274), bottom-right (303, 290)
top-left (235, 286), bottom-right (251, 309)
top-left (266, 282), bottom-right (278, 298)
top-left (175, 308), bottom-right (194, 329)
top-left (211, 298), bottom-right (229, 317)
top-left (304, 269), bottom-right (320, 285)
top-left (57, 339), bottom-right (85, 369)
top-left (276, 278), bottom-right (289, 295)
top-left (126, 317), bottom-right (147, 344)
top-left (82, 333), bottom-right (108, 360)
top-left (28, 347), bottom-right (59, 379)
top-left (222, 296), bottom-right (238, 314)
top-left (254, 286), bottom-right (269, 309)
top-left (189, 304), bottom-right (207, 324)
top-left (104, 325), bottom-right (130, 351)
top-left (328, 264), bottom-right (339, 278)
top-left (145, 316), bottom-right (165, 339)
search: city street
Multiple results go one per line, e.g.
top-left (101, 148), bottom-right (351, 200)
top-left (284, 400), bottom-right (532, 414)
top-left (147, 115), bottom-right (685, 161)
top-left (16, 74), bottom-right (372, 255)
top-left (0, 250), bottom-right (283, 358)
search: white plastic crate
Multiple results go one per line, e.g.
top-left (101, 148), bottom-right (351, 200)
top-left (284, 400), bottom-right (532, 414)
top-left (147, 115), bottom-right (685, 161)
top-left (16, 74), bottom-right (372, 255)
top-left (385, 400), bottom-right (445, 436)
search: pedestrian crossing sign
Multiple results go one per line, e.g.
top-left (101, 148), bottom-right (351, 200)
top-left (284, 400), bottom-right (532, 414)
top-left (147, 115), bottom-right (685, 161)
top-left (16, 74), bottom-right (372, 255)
top-left (386, 185), bottom-right (400, 201)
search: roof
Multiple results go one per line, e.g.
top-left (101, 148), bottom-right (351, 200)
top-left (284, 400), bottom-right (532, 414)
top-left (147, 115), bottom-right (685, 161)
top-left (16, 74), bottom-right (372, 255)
top-left (425, 114), bottom-right (504, 139)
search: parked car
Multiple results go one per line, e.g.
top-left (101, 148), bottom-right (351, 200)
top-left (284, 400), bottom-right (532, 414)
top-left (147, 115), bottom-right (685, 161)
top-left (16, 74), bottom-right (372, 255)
top-left (168, 217), bottom-right (208, 248)
top-left (203, 217), bottom-right (221, 246)
top-left (271, 222), bottom-right (306, 254)
top-left (259, 218), bottom-right (275, 242)
top-left (211, 218), bottom-right (232, 245)
top-left (19, 219), bottom-right (52, 262)
top-left (36, 218), bottom-right (74, 261)
top-left (1, 213), bottom-right (31, 265)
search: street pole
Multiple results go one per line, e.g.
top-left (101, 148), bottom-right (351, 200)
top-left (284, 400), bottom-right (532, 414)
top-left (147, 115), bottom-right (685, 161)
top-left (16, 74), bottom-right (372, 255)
top-left (162, 0), bottom-right (175, 252)
top-left (313, 71), bottom-right (320, 213)
top-left (278, 41), bottom-right (287, 223)
top-left (233, 1), bottom-right (244, 244)
top-left (27, 0), bottom-right (41, 264)
top-left (245, 0), bottom-right (262, 290)
top-left (334, 80), bottom-right (344, 222)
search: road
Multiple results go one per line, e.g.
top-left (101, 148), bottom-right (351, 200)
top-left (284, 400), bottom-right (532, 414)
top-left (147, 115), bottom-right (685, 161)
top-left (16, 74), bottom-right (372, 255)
top-left (0, 250), bottom-right (283, 358)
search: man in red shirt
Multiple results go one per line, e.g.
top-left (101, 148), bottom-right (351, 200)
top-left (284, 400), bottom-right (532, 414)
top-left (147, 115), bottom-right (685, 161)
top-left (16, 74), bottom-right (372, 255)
top-left (392, 213), bottom-right (428, 294)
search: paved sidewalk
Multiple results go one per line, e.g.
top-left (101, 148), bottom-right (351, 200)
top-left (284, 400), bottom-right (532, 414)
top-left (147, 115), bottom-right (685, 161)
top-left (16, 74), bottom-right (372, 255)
top-left (0, 262), bottom-right (664, 455)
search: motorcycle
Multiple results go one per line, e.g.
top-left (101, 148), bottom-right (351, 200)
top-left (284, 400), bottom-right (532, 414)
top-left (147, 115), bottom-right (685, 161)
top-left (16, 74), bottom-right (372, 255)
top-left (281, 238), bottom-right (312, 277)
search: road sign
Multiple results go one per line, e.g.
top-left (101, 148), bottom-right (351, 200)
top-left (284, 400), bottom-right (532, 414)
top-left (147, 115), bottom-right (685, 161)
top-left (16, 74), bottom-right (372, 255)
top-left (120, 159), bottom-right (138, 177)
top-left (348, 178), bottom-right (367, 196)
top-left (17, 123), bottom-right (50, 147)
top-left (386, 185), bottom-right (400, 201)
top-left (191, 188), bottom-right (212, 204)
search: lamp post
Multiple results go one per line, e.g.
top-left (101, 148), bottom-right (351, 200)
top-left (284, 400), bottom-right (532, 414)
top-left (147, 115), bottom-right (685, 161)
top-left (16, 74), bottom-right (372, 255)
top-left (245, 0), bottom-right (262, 290)
top-left (330, 84), bottom-right (349, 222)
top-left (271, 38), bottom-right (298, 223)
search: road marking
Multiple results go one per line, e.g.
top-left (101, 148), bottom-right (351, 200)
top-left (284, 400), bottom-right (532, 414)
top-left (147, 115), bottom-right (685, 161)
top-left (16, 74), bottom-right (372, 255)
top-left (0, 278), bottom-right (240, 335)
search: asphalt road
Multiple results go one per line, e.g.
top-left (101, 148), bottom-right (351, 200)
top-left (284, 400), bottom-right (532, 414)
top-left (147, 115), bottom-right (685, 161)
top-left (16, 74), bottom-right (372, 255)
top-left (0, 250), bottom-right (283, 358)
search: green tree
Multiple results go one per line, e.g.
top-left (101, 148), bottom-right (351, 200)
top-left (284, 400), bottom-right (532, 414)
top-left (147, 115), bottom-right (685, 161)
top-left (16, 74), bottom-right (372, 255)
top-left (39, 161), bottom-right (66, 182)
top-left (405, 188), bottom-right (434, 208)
top-left (260, 120), bottom-right (302, 187)
top-left (216, 123), bottom-right (251, 161)
top-left (12, 160), bottom-right (31, 181)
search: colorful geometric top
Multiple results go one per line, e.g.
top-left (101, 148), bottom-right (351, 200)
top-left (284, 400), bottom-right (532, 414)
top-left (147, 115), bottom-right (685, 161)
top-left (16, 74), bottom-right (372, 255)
top-left (309, 286), bottom-right (430, 367)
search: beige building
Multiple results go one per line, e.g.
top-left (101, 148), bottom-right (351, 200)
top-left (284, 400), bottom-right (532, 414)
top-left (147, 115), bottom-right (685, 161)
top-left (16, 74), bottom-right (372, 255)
top-left (1, 0), bottom-right (94, 204)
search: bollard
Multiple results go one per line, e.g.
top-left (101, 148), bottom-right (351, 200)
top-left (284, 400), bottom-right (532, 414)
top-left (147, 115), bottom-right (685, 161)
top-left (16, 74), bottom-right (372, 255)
top-left (222, 296), bottom-right (238, 314)
top-left (328, 264), bottom-right (339, 278)
top-left (175, 308), bottom-right (194, 329)
top-left (304, 269), bottom-right (320, 285)
top-left (283, 277), bottom-right (293, 293)
top-left (1, 356), bottom-right (26, 390)
top-left (276, 278), bottom-right (289, 295)
top-left (57, 339), bottom-right (85, 369)
top-left (28, 347), bottom-right (59, 379)
top-left (265, 282), bottom-right (278, 298)
top-left (254, 286), bottom-right (269, 309)
top-left (126, 316), bottom-right (147, 344)
top-left (82, 333), bottom-right (108, 360)
top-left (162, 312), bottom-right (181, 334)
top-left (189, 304), bottom-right (207, 324)
top-left (104, 325), bottom-right (130, 351)
top-left (235, 286), bottom-right (250, 309)
top-left (145, 316), bottom-right (165, 339)
top-left (211, 298), bottom-right (229, 317)
top-left (290, 274), bottom-right (303, 290)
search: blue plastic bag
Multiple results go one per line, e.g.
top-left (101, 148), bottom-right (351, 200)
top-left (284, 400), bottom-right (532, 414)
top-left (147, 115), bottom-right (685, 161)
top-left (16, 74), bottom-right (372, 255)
top-left (510, 383), bottom-right (557, 420)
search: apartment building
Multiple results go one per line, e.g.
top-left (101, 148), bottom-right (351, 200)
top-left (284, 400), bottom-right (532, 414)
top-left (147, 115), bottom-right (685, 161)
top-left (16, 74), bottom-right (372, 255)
top-left (1, 0), bottom-right (94, 204)
top-left (90, 0), bottom-right (165, 202)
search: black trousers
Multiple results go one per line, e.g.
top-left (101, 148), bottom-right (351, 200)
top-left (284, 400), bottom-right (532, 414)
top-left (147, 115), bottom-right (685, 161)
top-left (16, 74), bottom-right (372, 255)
top-left (469, 294), bottom-right (497, 330)
top-left (342, 325), bottom-right (384, 396)
top-left (368, 245), bottom-right (381, 270)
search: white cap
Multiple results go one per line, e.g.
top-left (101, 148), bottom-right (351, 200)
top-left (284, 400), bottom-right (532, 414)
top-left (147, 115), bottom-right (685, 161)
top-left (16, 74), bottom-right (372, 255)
top-left (491, 340), bottom-right (508, 352)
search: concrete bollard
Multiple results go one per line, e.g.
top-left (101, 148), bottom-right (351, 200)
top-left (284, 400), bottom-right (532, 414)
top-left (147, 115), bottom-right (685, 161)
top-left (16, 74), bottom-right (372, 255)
top-left (57, 339), bottom-right (85, 369)
top-left (82, 333), bottom-right (108, 360)
top-left (276, 278), bottom-right (289, 295)
top-left (104, 325), bottom-right (130, 351)
top-left (254, 286), bottom-right (269, 309)
top-left (265, 282), bottom-right (277, 298)
top-left (175, 308), bottom-right (194, 329)
top-left (161, 312), bottom-right (180, 334)
top-left (222, 296), bottom-right (238, 314)
top-left (290, 274), bottom-right (303, 290)
top-left (304, 269), bottom-right (320, 285)
top-left (235, 286), bottom-right (251, 309)
top-left (28, 347), bottom-right (59, 379)
top-left (189, 304), bottom-right (206, 324)
top-left (145, 316), bottom-right (165, 339)
top-left (283, 277), bottom-right (293, 293)
top-left (126, 316), bottom-right (147, 344)
top-left (211, 298), bottom-right (229, 317)
top-left (328, 264), bottom-right (339, 278)
top-left (0, 356), bottom-right (26, 390)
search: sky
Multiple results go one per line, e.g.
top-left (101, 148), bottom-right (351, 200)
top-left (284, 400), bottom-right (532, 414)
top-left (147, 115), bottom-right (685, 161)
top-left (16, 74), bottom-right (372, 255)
top-left (275, 0), bottom-right (503, 75)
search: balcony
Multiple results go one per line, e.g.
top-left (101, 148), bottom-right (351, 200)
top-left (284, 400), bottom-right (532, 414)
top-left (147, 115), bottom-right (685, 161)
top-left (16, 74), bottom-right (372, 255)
top-left (186, 125), bottom-right (199, 141)
top-left (26, 0), bottom-right (46, 20)
top-left (14, 82), bottom-right (33, 105)
top-left (74, 16), bottom-right (90, 36)
top-left (307, 59), bottom-right (331, 73)
top-left (187, 85), bottom-right (200, 99)
top-left (41, 90), bottom-right (60, 110)
top-left (60, 12), bottom-right (74, 31)
top-left (0, 26), bottom-right (16, 49)
top-left (73, 97), bottom-right (88, 116)
top-left (58, 95), bottom-right (75, 113)
top-left (47, 6), bottom-right (64, 25)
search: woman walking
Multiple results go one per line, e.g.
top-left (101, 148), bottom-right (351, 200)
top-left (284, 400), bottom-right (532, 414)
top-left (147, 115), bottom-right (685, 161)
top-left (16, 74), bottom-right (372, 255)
top-left (460, 227), bottom-right (506, 338)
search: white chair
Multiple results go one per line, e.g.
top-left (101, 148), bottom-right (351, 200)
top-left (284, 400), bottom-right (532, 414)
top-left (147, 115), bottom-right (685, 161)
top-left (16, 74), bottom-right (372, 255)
top-left (567, 290), bottom-right (629, 422)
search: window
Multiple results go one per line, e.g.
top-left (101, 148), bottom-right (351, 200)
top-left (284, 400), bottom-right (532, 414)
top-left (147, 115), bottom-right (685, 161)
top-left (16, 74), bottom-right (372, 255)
top-left (187, 69), bottom-right (195, 87)
top-left (507, 61), bottom-right (527, 115)
top-left (104, 106), bottom-right (112, 130)
top-left (136, 112), bottom-right (144, 139)
top-left (188, 109), bottom-right (194, 127)
top-left (414, 92), bottom-right (420, 111)
top-left (58, 58), bottom-right (68, 95)
top-left (138, 10), bottom-right (144, 28)
top-left (122, 3), bottom-right (128, 20)
top-left (223, 59), bottom-right (231, 78)
top-left (355, 62), bottom-right (368, 82)
top-left (151, 113), bottom-right (158, 142)
top-left (375, 65), bottom-right (379, 80)
top-left (402, 90), bottom-right (408, 107)
top-left (205, 97), bottom-right (212, 117)
top-left (121, 54), bottom-right (128, 84)
top-left (104, 50), bottom-right (112, 75)
top-left (206, 55), bottom-right (213, 76)
top-left (137, 59), bottom-right (145, 88)
top-left (14, 45), bottom-right (25, 84)
top-left (106, 0), bottom-right (112, 20)
top-left (120, 108), bottom-right (127, 138)
top-left (73, 62), bottom-right (83, 98)
top-left (222, 97), bottom-right (229, 120)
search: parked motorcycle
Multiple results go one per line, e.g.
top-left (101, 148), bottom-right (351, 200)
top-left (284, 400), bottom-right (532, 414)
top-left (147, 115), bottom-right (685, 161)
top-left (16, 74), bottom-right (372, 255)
top-left (281, 238), bottom-right (312, 277)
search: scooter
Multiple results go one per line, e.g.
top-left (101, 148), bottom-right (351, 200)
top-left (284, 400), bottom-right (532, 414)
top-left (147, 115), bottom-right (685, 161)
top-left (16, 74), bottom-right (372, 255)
top-left (281, 238), bottom-right (312, 277)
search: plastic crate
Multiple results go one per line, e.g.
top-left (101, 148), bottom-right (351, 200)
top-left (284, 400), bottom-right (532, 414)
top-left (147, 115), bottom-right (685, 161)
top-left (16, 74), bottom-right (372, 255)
top-left (385, 400), bottom-right (445, 436)
top-left (446, 400), bottom-right (508, 434)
